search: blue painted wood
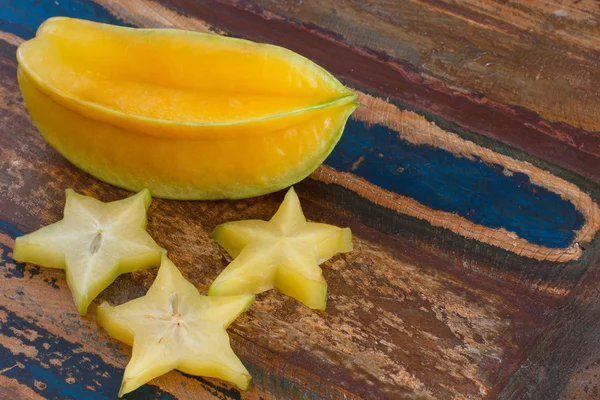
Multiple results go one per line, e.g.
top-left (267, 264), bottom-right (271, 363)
top-left (0, 307), bottom-right (176, 399)
top-left (0, 0), bottom-right (587, 250)
top-left (0, 0), bottom-right (130, 40)
top-left (325, 120), bottom-right (585, 248)
top-left (0, 225), bottom-right (172, 399)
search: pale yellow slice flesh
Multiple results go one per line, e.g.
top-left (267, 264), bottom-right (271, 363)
top-left (209, 187), bottom-right (352, 310)
top-left (12, 189), bottom-right (165, 315)
top-left (97, 255), bottom-right (254, 397)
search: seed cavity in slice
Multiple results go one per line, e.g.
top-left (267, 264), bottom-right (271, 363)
top-left (169, 292), bottom-right (179, 315)
top-left (12, 189), bottom-right (165, 315)
top-left (209, 187), bottom-right (352, 310)
top-left (89, 231), bottom-right (103, 254)
top-left (97, 255), bottom-right (254, 397)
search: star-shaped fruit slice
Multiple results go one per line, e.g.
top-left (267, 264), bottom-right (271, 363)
top-left (97, 255), bottom-right (254, 397)
top-left (12, 189), bottom-right (165, 315)
top-left (209, 187), bottom-right (352, 310)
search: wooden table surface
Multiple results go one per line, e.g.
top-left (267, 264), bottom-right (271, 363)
top-left (1, 1), bottom-right (600, 399)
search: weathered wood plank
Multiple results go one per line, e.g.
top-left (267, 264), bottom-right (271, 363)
top-left (241, 0), bottom-right (600, 129)
top-left (498, 255), bottom-right (600, 400)
top-left (1, 0), bottom-right (600, 399)
top-left (0, 198), bottom-right (553, 399)
top-left (221, 0), bottom-right (600, 182)
top-left (332, 94), bottom-right (599, 260)
top-left (0, 36), bottom-right (554, 399)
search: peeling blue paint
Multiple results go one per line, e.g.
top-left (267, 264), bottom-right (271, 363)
top-left (0, 0), bottom-right (131, 40)
top-left (0, 306), bottom-right (176, 399)
top-left (326, 120), bottom-right (585, 248)
top-left (0, 219), bottom-right (23, 237)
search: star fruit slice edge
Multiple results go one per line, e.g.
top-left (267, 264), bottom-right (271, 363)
top-left (208, 187), bottom-right (352, 310)
top-left (12, 188), bottom-right (165, 315)
top-left (97, 254), bottom-right (254, 397)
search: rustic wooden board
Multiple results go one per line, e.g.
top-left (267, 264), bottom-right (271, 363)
top-left (225, 0), bottom-right (600, 183)
top-left (1, 1), bottom-right (600, 399)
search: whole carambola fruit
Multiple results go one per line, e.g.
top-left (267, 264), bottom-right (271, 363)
top-left (17, 17), bottom-right (358, 199)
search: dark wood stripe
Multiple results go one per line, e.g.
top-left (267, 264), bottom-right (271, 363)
top-left (222, 0), bottom-right (600, 181)
top-left (499, 256), bottom-right (600, 399)
top-left (149, 0), bottom-right (600, 182)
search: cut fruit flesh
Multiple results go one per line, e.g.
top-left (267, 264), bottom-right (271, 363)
top-left (209, 187), bottom-right (352, 310)
top-left (22, 17), bottom-right (349, 124)
top-left (12, 189), bottom-right (165, 315)
top-left (17, 17), bottom-right (358, 199)
top-left (97, 255), bottom-right (254, 397)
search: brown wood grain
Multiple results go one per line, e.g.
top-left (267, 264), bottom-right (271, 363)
top-left (183, 0), bottom-right (600, 183)
top-left (244, 0), bottom-right (600, 130)
top-left (0, 375), bottom-right (45, 400)
top-left (498, 254), bottom-right (600, 400)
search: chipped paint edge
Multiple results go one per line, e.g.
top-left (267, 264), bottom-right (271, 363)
top-left (311, 93), bottom-right (600, 262)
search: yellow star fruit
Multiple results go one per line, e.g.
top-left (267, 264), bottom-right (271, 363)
top-left (209, 187), bottom-right (352, 309)
top-left (12, 189), bottom-right (165, 315)
top-left (17, 17), bottom-right (358, 199)
top-left (97, 255), bottom-right (254, 397)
